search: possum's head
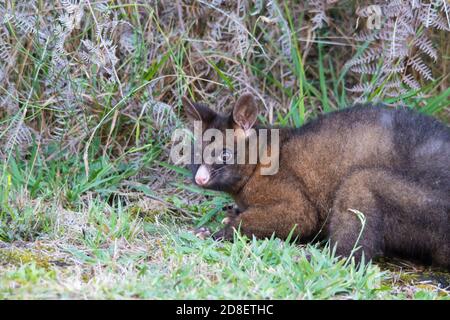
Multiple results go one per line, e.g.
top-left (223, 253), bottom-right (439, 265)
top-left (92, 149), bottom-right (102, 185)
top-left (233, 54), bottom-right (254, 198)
top-left (182, 93), bottom-right (264, 193)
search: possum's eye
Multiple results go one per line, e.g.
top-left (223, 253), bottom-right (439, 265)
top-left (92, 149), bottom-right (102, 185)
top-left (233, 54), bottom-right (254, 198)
top-left (218, 148), bottom-right (233, 163)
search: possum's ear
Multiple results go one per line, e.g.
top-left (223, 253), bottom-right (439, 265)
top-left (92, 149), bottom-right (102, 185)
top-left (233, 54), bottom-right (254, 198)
top-left (182, 97), bottom-right (217, 124)
top-left (232, 93), bottom-right (259, 131)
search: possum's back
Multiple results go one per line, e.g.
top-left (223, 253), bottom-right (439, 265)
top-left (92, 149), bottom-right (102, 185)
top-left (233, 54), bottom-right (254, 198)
top-left (284, 104), bottom-right (450, 201)
top-left (388, 107), bottom-right (450, 189)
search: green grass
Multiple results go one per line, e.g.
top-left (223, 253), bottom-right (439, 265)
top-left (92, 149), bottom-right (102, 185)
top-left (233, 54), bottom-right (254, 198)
top-left (0, 164), bottom-right (449, 299)
top-left (0, 220), bottom-right (445, 299)
top-left (1, 133), bottom-right (448, 300)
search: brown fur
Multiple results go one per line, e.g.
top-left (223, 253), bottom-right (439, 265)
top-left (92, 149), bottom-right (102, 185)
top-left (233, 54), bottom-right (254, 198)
top-left (183, 94), bottom-right (450, 269)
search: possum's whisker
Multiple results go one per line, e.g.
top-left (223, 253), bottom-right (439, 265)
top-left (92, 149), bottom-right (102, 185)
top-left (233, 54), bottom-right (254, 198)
top-left (210, 166), bottom-right (227, 178)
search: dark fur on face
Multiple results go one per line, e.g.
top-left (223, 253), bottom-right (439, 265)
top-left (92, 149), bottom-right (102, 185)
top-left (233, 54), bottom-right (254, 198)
top-left (184, 95), bottom-right (258, 194)
top-left (183, 94), bottom-right (450, 270)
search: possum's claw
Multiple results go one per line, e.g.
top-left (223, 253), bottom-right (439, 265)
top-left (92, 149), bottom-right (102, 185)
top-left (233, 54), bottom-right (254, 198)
top-left (221, 217), bottom-right (232, 225)
top-left (194, 227), bottom-right (212, 240)
top-left (222, 205), bottom-right (241, 217)
top-left (212, 226), bottom-right (234, 241)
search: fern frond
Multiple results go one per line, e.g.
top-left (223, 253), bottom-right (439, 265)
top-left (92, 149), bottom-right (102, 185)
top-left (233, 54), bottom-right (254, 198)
top-left (408, 56), bottom-right (434, 81)
top-left (0, 35), bottom-right (10, 60)
top-left (440, 0), bottom-right (450, 30)
top-left (347, 83), bottom-right (373, 93)
top-left (413, 34), bottom-right (438, 62)
top-left (345, 48), bottom-right (383, 68)
top-left (384, 41), bottom-right (409, 59)
top-left (431, 14), bottom-right (450, 31)
top-left (419, 2), bottom-right (440, 28)
top-left (311, 11), bottom-right (329, 31)
top-left (347, 0), bottom-right (445, 99)
top-left (3, 116), bottom-right (34, 156)
top-left (382, 79), bottom-right (403, 90)
top-left (402, 73), bottom-right (421, 90)
top-left (3, 13), bottom-right (38, 36)
top-left (350, 64), bottom-right (380, 75)
top-left (80, 38), bottom-right (118, 76)
top-left (228, 13), bottom-right (249, 59)
top-left (252, 0), bottom-right (265, 16)
top-left (354, 28), bottom-right (398, 42)
top-left (50, 98), bottom-right (84, 140)
top-left (308, 0), bottom-right (330, 30)
top-left (60, 0), bottom-right (83, 15)
top-left (267, 0), bottom-right (292, 59)
top-left (382, 60), bottom-right (406, 74)
top-left (382, 87), bottom-right (407, 98)
top-left (0, 84), bottom-right (19, 114)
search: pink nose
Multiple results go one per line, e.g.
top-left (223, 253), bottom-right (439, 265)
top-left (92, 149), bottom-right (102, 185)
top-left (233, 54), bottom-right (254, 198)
top-left (195, 165), bottom-right (210, 186)
top-left (195, 176), bottom-right (208, 185)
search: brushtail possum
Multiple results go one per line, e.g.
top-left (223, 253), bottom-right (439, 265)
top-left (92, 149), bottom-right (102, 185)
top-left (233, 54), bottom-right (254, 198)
top-left (183, 93), bottom-right (450, 269)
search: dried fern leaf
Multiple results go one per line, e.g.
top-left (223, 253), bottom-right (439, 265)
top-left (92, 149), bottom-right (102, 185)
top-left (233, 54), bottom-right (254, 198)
top-left (402, 73), bottom-right (421, 90)
top-left (267, 0), bottom-right (292, 59)
top-left (3, 117), bottom-right (34, 156)
top-left (408, 56), bottom-right (434, 81)
top-left (413, 33), bottom-right (438, 62)
top-left (347, 83), bottom-right (373, 93)
top-left (350, 64), bottom-right (380, 75)
top-left (345, 48), bottom-right (383, 68)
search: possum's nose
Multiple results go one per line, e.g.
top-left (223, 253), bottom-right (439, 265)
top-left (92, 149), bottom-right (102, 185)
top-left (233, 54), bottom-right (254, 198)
top-left (195, 165), bottom-right (210, 186)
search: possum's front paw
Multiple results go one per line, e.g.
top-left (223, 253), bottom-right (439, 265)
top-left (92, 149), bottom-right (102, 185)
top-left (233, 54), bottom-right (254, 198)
top-left (194, 227), bottom-right (212, 240)
top-left (222, 205), bottom-right (241, 218)
top-left (195, 208), bottom-right (240, 241)
top-left (214, 210), bottom-right (240, 241)
top-left (212, 226), bottom-right (235, 241)
top-left (221, 205), bottom-right (240, 225)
